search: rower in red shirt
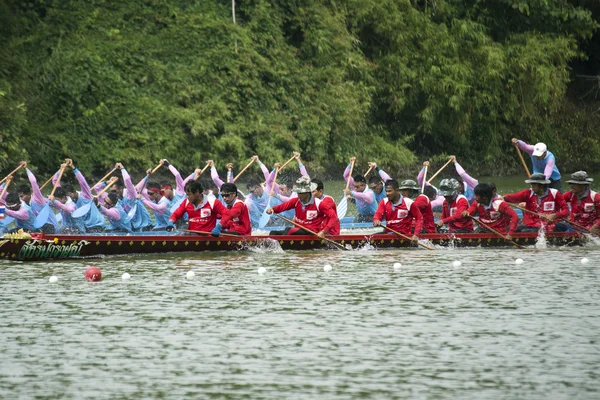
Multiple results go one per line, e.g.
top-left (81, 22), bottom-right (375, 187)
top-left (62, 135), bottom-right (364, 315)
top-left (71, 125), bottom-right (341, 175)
top-left (462, 182), bottom-right (518, 239)
top-left (310, 178), bottom-right (340, 235)
top-left (397, 179), bottom-right (436, 233)
top-left (502, 173), bottom-right (569, 232)
top-left (562, 171), bottom-right (600, 233)
top-left (168, 180), bottom-right (229, 232)
top-left (266, 176), bottom-right (340, 238)
top-left (436, 178), bottom-right (474, 233)
top-left (373, 179), bottom-right (423, 241)
top-left (211, 182), bottom-right (251, 236)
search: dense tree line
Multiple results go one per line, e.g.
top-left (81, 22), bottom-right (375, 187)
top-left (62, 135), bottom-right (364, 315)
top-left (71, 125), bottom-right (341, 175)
top-left (1, 0), bottom-right (599, 179)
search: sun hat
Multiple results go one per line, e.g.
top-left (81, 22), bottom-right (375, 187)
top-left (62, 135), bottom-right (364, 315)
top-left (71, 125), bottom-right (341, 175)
top-left (532, 142), bottom-right (547, 157)
top-left (292, 176), bottom-right (317, 194)
top-left (566, 171), bottom-right (594, 185)
top-left (525, 173), bottom-right (550, 184)
top-left (398, 179), bottom-right (419, 191)
top-left (439, 178), bottom-right (460, 196)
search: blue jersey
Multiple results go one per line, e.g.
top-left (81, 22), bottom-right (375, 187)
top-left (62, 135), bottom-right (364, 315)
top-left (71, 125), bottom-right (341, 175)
top-left (531, 151), bottom-right (561, 180)
top-left (152, 197), bottom-right (172, 229)
top-left (246, 190), bottom-right (270, 228)
top-left (355, 188), bottom-right (378, 217)
top-left (107, 204), bottom-right (133, 232)
top-left (374, 189), bottom-right (386, 203)
top-left (56, 198), bottom-right (86, 232)
top-left (15, 202), bottom-right (36, 231)
top-left (129, 199), bottom-right (153, 231)
top-left (74, 193), bottom-right (105, 229)
top-left (30, 201), bottom-right (60, 231)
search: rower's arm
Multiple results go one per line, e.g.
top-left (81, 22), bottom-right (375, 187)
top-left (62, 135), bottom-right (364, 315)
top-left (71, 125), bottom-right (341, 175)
top-left (543, 154), bottom-right (556, 180)
top-left (51, 200), bottom-right (76, 214)
top-left (210, 166), bottom-right (224, 190)
top-left (167, 164), bottom-right (185, 194)
top-left (26, 169), bottom-right (46, 206)
top-left (516, 140), bottom-right (534, 156)
top-left (99, 205), bottom-right (120, 220)
top-left (121, 169), bottom-right (137, 200)
top-left (410, 202), bottom-right (423, 235)
top-left (454, 162), bottom-right (478, 190)
top-left (73, 168), bottom-right (93, 200)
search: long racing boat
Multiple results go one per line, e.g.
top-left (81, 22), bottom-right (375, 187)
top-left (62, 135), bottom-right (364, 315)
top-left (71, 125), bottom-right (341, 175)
top-left (0, 231), bottom-right (590, 262)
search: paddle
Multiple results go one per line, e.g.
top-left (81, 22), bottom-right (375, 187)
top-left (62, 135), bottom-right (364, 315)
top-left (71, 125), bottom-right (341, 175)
top-left (468, 216), bottom-right (525, 249)
top-left (92, 168), bottom-right (118, 189)
top-left (258, 167), bottom-right (280, 229)
top-left (182, 229), bottom-right (238, 237)
top-left (39, 174), bottom-right (55, 191)
top-left (337, 159), bottom-right (355, 219)
top-left (167, 163), bottom-right (210, 213)
top-left (278, 154), bottom-right (297, 171)
top-left (421, 164), bottom-right (428, 193)
top-left (0, 163), bottom-right (26, 186)
top-left (363, 165), bottom-right (374, 178)
top-left (382, 225), bottom-right (435, 250)
top-left (274, 214), bottom-right (348, 251)
top-left (513, 142), bottom-right (531, 177)
top-left (0, 177), bottom-right (14, 220)
top-left (34, 165), bottom-right (66, 228)
top-left (72, 177), bottom-right (119, 218)
top-left (233, 157), bottom-right (256, 182)
top-left (426, 156), bottom-right (454, 184)
top-left (506, 202), bottom-right (590, 234)
top-left (194, 163), bottom-right (211, 181)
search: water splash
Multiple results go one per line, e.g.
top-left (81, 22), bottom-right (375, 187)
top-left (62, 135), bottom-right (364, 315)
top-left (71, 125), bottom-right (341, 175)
top-left (245, 238), bottom-right (284, 254)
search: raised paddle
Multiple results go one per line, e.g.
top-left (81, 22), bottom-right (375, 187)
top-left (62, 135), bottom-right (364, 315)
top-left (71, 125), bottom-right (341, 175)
top-left (34, 165), bottom-right (67, 228)
top-left (274, 214), bottom-right (348, 251)
top-left (39, 174), bottom-right (56, 191)
top-left (182, 229), bottom-right (238, 237)
top-left (72, 177), bottom-right (119, 218)
top-left (278, 154), bottom-right (297, 172)
top-left (363, 165), bottom-right (374, 178)
top-left (426, 156), bottom-right (454, 184)
top-left (126, 162), bottom-right (163, 221)
top-left (194, 163), bottom-right (211, 181)
top-left (513, 142), bottom-right (531, 177)
top-left (92, 167), bottom-right (118, 189)
top-left (0, 163), bottom-right (26, 185)
top-left (421, 164), bottom-right (428, 193)
top-left (337, 159), bottom-right (355, 219)
top-left (382, 225), bottom-right (435, 250)
top-left (233, 158), bottom-right (256, 182)
top-left (468, 216), bottom-right (526, 249)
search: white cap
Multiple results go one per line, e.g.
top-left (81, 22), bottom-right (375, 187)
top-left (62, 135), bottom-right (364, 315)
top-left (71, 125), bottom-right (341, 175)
top-left (532, 142), bottom-right (547, 157)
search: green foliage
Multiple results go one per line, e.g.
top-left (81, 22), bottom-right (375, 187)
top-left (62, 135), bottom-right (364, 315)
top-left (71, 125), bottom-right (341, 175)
top-left (0, 0), bottom-right (599, 179)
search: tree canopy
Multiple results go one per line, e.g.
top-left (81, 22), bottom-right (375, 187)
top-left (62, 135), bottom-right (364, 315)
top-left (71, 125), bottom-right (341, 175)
top-left (1, 0), bottom-right (599, 178)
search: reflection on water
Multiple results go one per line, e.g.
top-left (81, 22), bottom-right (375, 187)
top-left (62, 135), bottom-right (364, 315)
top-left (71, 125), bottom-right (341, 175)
top-left (1, 247), bottom-right (599, 399)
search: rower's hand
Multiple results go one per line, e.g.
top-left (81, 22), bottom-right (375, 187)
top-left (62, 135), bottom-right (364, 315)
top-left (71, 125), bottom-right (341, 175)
top-left (48, 195), bottom-right (55, 202)
top-left (115, 162), bottom-right (124, 169)
top-left (368, 162), bottom-right (377, 169)
top-left (226, 163), bottom-right (233, 170)
top-left (423, 161), bottom-right (430, 167)
top-left (518, 202), bottom-right (526, 208)
top-left (273, 162), bottom-right (281, 170)
top-left (207, 160), bottom-right (214, 167)
top-left (410, 235), bottom-right (419, 242)
top-left (160, 159), bottom-right (167, 165)
top-left (269, 190), bottom-right (276, 197)
top-left (450, 155), bottom-right (457, 163)
top-left (511, 138), bottom-right (518, 145)
top-left (136, 194), bottom-right (142, 200)
top-left (66, 159), bottom-right (74, 168)
top-left (435, 220), bottom-right (444, 228)
top-left (373, 220), bottom-right (381, 227)
top-left (146, 169), bottom-right (152, 175)
top-left (343, 188), bottom-right (352, 196)
top-left (266, 208), bottom-right (274, 215)
top-left (20, 160), bottom-right (27, 167)
top-left (349, 156), bottom-right (356, 163)
top-left (505, 234), bottom-right (512, 241)
top-left (543, 213), bottom-right (556, 222)
top-left (461, 211), bottom-right (470, 218)
top-left (293, 151), bottom-right (301, 159)
top-left (252, 155), bottom-right (259, 162)
top-left (316, 230), bottom-right (326, 239)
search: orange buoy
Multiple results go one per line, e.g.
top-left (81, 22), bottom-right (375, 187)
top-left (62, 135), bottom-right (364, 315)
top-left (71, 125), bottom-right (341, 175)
top-left (85, 266), bottom-right (102, 282)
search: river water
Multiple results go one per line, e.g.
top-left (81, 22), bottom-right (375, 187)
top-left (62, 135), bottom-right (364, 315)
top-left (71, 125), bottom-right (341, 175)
top-left (1, 243), bottom-right (599, 399)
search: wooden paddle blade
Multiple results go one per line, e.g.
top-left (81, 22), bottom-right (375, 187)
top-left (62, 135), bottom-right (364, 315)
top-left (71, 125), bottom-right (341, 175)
top-left (33, 203), bottom-right (51, 228)
top-left (72, 202), bottom-right (92, 218)
top-left (337, 196), bottom-right (348, 219)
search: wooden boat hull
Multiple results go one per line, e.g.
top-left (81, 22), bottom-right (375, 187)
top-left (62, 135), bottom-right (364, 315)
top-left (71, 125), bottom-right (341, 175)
top-left (0, 231), bottom-right (588, 262)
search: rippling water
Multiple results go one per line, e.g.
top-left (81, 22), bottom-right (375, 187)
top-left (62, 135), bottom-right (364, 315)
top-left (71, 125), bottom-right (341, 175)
top-left (1, 244), bottom-right (600, 399)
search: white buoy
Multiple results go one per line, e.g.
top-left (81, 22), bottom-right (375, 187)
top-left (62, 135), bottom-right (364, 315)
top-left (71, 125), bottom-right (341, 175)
top-left (323, 264), bottom-right (332, 272)
top-left (452, 260), bottom-right (462, 267)
top-left (581, 257), bottom-right (589, 265)
top-left (122, 272), bottom-right (131, 280)
top-left (186, 270), bottom-right (195, 279)
top-left (393, 262), bottom-right (402, 271)
top-left (515, 258), bottom-right (524, 265)
top-left (48, 276), bottom-right (58, 284)
top-left (257, 267), bottom-right (267, 275)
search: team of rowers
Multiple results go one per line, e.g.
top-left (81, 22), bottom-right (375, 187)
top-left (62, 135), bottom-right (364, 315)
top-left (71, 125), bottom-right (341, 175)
top-left (0, 137), bottom-right (599, 240)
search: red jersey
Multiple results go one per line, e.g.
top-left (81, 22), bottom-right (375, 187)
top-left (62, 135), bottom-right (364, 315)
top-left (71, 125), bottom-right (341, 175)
top-left (413, 194), bottom-right (435, 233)
top-left (562, 189), bottom-right (600, 229)
top-left (220, 199), bottom-right (251, 235)
top-left (318, 195), bottom-right (340, 235)
top-left (271, 196), bottom-right (340, 234)
top-left (467, 199), bottom-right (518, 235)
top-left (504, 188), bottom-right (568, 229)
top-left (440, 194), bottom-right (474, 232)
top-left (169, 197), bottom-right (228, 232)
top-left (374, 196), bottom-right (423, 235)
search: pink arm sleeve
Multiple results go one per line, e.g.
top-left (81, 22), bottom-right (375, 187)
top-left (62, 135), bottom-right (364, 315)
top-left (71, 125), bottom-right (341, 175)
top-left (142, 198), bottom-right (167, 213)
top-left (168, 165), bottom-right (185, 193)
top-left (299, 164), bottom-right (309, 178)
top-left (210, 166), bottom-right (224, 189)
top-left (517, 140), bottom-right (534, 156)
top-left (6, 207), bottom-right (29, 220)
top-left (431, 195), bottom-right (445, 208)
top-left (121, 169), bottom-right (136, 200)
top-left (454, 163), bottom-right (478, 189)
top-left (52, 200), bottom-right (75, 213)
top-left (100, 206), bottom-right (120, 220)
top-left (378, 169), bottom-right (392, 182)
top-left (343, 164), bottom-right (355, 190)
top-left (26, 170), bottom-right (46, 206)
top-left (258, 162), bottom-right (270, 182)
top-left (352, 190), bottom-right (375, 204)
top-left (74, 170), bottom-right (93, 200)
top-left (180, 173), bottom-right (194, 194)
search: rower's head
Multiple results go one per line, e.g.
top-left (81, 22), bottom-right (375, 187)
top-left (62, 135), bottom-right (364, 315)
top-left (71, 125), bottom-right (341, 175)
top-left (220, 183), bottom-right (238, 206)
top-left (368, 176), bottom-right (384, 194)
top-left (4, 193), bottom-right (21, 212)
top-left (384, 179), bottom-right (401, 203)
top-left (112, 179), bottom-right (124, 198)
top-left (54, 187), bottom-right (68, 204)
top-left (63, 184), bottom-right (78, 202)
top-left (353, 175), bottom-right (367, 192)
top-left (246, 178), bottom-right (263, 198)
top-left (532, 142), bottom-right (548, 160)
top-left (147, 182), bottom-right (162, 202)
top-left (185, 180), bottom-right (203, 204)
top-left (423, 185), bottom-right (438, 201)
top-left (439, 178), bottom-right (460, 201)
top-left (279, 178), bottom-right (293, 197)
top-left (292, 176), bottom-right (317, 204)
top-left (103, 193), bottom-right (119, 208)
top-left (525, 173), bottom-right (550, 196)
top-left (399, 179), bottom-right (419, 199)
top-left (18, 184), bottom-right (31, 205)
top-left (566, 171), bottom-right (593, 195)
top-left (474, 182), bottom-right (494, 205)
top-left (159, 181), bottom-right (174, 200)
top-left (311, 178), bottom-right (324, 199)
